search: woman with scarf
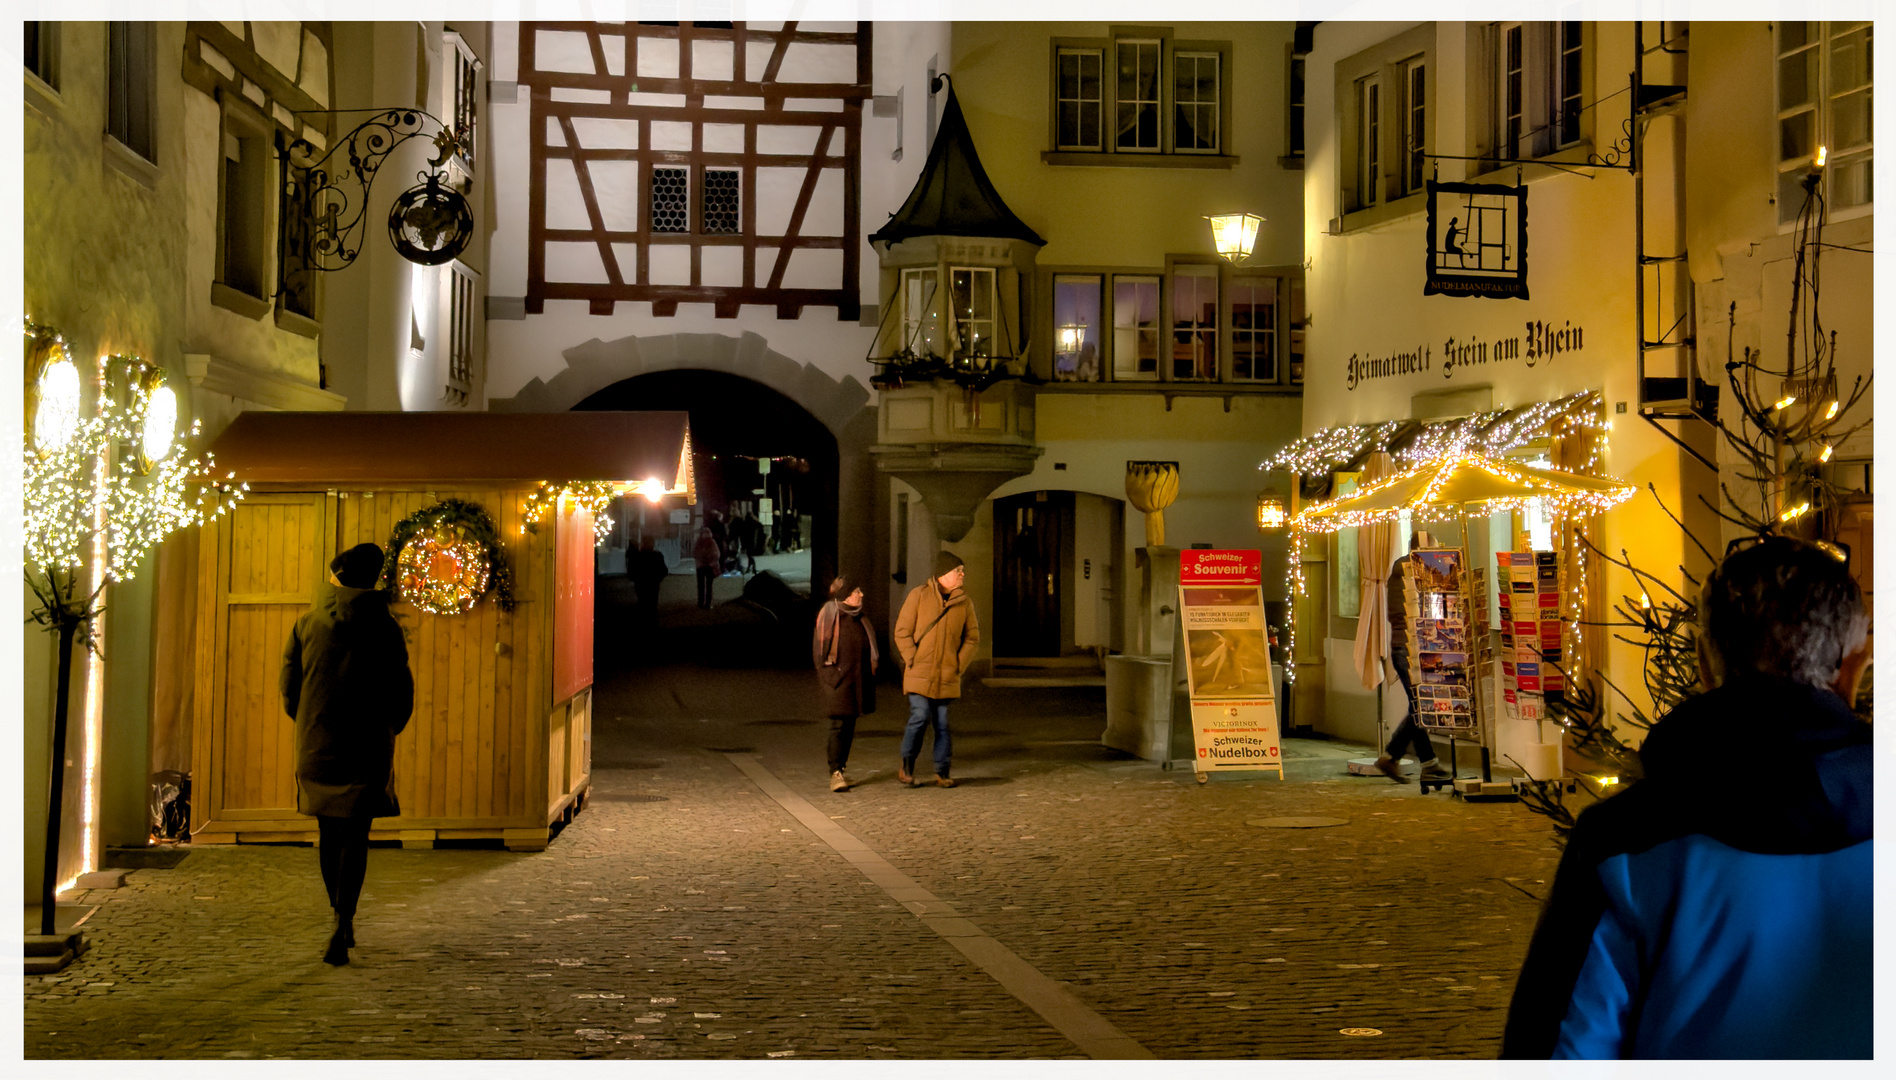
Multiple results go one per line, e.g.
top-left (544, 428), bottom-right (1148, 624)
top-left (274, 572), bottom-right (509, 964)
top-left (813, 575), bottom-right (878, 791)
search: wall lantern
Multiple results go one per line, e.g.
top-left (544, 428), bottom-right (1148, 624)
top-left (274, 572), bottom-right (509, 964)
top-left (1256, 493), bottom-right (1288, 531)
top-left (136, 368), bottom-right (179, 474)
top-left (1206, 212), bottom-right (1264, 263)
top-left (27, 331), bottom-right (82, 454)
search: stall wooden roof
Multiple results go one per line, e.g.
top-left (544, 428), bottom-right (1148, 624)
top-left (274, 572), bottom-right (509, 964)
top-left (209, 411), bottom-right (693, 487)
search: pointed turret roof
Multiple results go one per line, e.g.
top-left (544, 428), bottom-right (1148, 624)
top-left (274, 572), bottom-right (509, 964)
top-left (869, 85), bottom-right (1044, 248)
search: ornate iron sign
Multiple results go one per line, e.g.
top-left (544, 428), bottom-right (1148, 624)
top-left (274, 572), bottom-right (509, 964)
top-left (280, 109), bottom-right (472, 302)
top-left (1424, 179), bottom-right (1528, 300)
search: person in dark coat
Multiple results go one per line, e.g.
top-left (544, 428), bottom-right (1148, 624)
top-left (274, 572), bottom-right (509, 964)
top-left (692, 526), bottom-right (721, 608)
top-left (813, 575), bottom-right (879, 792)
top-left (706, 509), bottom-right (732, 575)
top-left (1374, 531), bottom-right (1452, 783)
top-left (627, 535), bottom-right (671, 623)
top-left (1501, 538), bottom-right (1871, 1058)
top-left (280, 542), bottom-right (414, 966)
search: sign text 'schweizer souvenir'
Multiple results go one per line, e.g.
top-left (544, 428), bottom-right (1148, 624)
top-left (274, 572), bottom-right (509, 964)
top-left (1424, 179), bottom-right (1528, 300)
top-left (1178, 550), bottom-right (1282, 779)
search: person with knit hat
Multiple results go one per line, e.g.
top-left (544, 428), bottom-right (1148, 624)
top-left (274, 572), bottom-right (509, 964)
top-left (813, 575), bottom-right (879, 791)
top-left (280, 542), bottom-right (414, 965)
top-left (892, 550), bottom-right (980, 787)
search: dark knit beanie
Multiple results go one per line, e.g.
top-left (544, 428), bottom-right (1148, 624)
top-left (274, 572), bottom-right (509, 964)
top-left (932, 550), bottom-right (965, 578)
top-left (330, 543), bottom-right (385, 589)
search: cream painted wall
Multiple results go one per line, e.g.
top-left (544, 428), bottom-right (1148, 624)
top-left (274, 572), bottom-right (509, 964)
top-left (948, 22), bottom-right (1304, 270)
top-left (1304, 22), bottom-right (1699, 740)
top-left (24, 23), bottom-right (195, 898)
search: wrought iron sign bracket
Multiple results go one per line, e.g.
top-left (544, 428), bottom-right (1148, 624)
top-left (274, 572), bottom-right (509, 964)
top-left (281, 107), bottom-right (475, 278)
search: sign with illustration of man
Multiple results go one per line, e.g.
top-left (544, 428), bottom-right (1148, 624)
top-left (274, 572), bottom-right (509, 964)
top-left (1178, 550), bottom-right (1283, 781)
top-left (1425, 179), bottom-right (1529, 300)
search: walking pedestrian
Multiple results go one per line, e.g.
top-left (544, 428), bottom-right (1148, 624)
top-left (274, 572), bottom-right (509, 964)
top-left (893, 551), bottom-right (979, 788)
top-left (279, 542), bottom-right (414, 966)
top-left (1374, 531), bottom-right (1453, 783)
top-left (813, 575), bottom-right (879, 792)
top-left (1501, 538), bottom-right (1872, 1058)
top-left (692, 526), bottom-right (720, 609)
top-left (628, 535), bottom-right (670, 622)
top-left (706, 509), bottom-right (733, 575)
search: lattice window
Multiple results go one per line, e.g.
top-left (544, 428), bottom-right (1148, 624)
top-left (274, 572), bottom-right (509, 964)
top-left (652, 167), bottom-right (690, 233)
top-left (702, 169), bottom-right (740, 234)
top-left (521, 20), bottom-right (869, 318)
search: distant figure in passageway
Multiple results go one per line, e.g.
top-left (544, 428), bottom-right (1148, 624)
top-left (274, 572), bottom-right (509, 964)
top-left (1375, 530), bottom-right (1453, 784)
top-left (627, 535), bottom-right (671, 623)
top-left (1502, 537), bottom-right (1872, 1059)
top-left (692, 526), bottom-right (721, 609)
top-left (735, 506), bottom-right (766, 575)
top-left (813, 574), bottom-right (879, 792)
top-left (893, 551), bottom-right (980, 788)
top-left (280, 542), bottom-right (414, 966)
top-left (706, 509), bottom-right (733, 575)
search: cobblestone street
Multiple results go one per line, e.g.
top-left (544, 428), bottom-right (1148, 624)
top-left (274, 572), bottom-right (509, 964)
top-left (26, 600), bottom-right (1565, 1060)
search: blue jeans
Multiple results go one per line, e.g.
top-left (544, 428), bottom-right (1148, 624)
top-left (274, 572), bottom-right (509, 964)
top-left (901, 694), bottom-right (953, 776)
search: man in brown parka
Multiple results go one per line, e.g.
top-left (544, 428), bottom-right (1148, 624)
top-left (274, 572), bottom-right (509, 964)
top-left (893, 551), bottom-right (980, 787)
top-left (281, 542), bottom-right (414, 965)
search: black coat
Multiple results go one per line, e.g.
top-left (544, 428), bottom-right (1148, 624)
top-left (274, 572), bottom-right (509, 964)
top-left (280, 582), bottom-right (415, 819)
top-left (814, 606), bottom-right (877, 719)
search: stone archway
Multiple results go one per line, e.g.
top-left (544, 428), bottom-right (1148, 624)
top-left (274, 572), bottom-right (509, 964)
top-left (490, 330), bottom-right (884, 615)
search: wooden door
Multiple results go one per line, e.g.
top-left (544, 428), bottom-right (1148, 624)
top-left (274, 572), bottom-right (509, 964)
top-left (994, 491), bottom-right (1069, 657)
top-left (195, 492), bottom-right (332, 834)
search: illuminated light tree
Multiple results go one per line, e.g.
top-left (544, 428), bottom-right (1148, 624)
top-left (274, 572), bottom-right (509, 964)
top-left (22, 320), bottom-right (244, 938)
top-left (1518, 157), bottom-right (1872, 839)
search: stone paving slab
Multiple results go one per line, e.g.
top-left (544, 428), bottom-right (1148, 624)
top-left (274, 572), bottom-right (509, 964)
top-left (26, 640), bottom-right (1563, 1060)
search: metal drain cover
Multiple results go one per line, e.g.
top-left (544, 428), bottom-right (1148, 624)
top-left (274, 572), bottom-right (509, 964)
top-left (1247, 816), bottom-right (1349, 829)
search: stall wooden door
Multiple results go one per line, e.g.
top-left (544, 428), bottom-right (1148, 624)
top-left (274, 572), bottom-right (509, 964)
top-left (194, 492), bottom-right (332, 834)
top-left (994, 491), bottom-right (1070, 657)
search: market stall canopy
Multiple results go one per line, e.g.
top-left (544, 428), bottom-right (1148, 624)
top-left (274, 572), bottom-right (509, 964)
top-left (210, 411), bottom-right (694, 496)
top-left (1292, 452), bottom-right (1634, 534)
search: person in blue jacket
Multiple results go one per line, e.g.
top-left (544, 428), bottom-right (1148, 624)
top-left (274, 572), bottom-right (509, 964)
top-left (1501, 537), bottom-right (1871, 1059)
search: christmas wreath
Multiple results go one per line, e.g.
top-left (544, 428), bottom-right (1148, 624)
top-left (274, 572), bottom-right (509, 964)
top-left (381, 498), bottom-right (517, 614)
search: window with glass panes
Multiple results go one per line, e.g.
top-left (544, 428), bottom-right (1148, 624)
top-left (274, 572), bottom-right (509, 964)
top-left (1056, 49), bottom-right (1104, 151)
top-left (107, 21), bottom-right (155, 162)
top-left (1401, 58), bottom-right (1426, 194)
top-left (949, 268), bottom-right (997, 363)
top-left (1501, 24), bottom-right (1525, 159)
top-left (1777, 21), bottom-right (1872, 223)
top-left (1231, 278), bottom-right (1277, 381)
top-left (1173, 52), bottom-right (1220, 152)
top-left (901, 268), bottom-right (942, 356)
top-left (1358, 73), bottom-right (1383, 206)
top-left (1112, 276), bottom-right (1160, 379)
top-left (1169, 265), bottom-right (1218, 380)
top-left (25, 22), bottom-right (58, 89)
top-left (1556, 22), bottom-right (1583, 147)
top-left (1053, 274), bottom-right (1102, 382)
top-left (1115, 40), bottom-right (1162, 151)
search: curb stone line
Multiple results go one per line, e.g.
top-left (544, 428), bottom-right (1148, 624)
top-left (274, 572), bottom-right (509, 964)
top-left (723, 753), bottom-right (1155, 1060)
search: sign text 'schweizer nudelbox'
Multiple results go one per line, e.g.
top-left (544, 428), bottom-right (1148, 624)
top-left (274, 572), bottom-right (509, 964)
top-left (1177, 550), bottom-right (1282, 779)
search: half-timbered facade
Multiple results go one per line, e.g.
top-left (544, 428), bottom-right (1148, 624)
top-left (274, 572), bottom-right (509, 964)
top-left (519, 21), bottom-right (869, 319)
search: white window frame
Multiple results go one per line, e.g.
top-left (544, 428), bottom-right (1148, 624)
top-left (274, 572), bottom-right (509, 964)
top-left (1168, 263), bottom-right (1219, 381)
top-left (1055, 47), bottom-right (1104, 151)
top-left (1358, 72), bottom-right (1384, 207)
top-left (1553, 21), bottom-right (1583, 150)
top-left (901, 267), bottom-right (942, 357)
top-left (948, 266), bottom-right (998, 363)
top-left (1230, 276), bottom-right (1278, 383)
top-left (1115, 38), bottom-right (1163, 153)
top-left (216, 97), bottom-right (273, 302)
top-left (1498, 22), bottom-right (1531, 160)
top-left (1776, 21), bottom-right (1873, 226)
top-left (1400, 56), bottom-right (1427, 195)
top-left (447, 262), bottom-right (479, 389)
top-left (1111, 274), bottom-right (1161, 381)
top-left (443, 30), bottom-right (483, 171)
top-left (1172, 50), bottom-right (1221, 154)
top-left (1052, 273), bottom-right (1103, 382)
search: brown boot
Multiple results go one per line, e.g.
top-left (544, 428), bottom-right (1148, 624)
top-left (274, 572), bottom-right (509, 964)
top-left (1374, 754), bottom-right (1411, 783)
top-left (935, 776), bottom-right (957, 788)
top-left (897, 758), bottom-right (916, 787)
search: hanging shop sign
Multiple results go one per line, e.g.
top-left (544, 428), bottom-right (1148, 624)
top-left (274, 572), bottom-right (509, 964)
top-left (1424, 179), bottom-right (1529, 300)
top-left (1177, 550), bottom-right (1283, 781)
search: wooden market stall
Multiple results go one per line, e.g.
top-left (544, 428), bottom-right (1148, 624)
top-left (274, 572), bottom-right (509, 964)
top-left (189, 411), bottom-right (693, 851)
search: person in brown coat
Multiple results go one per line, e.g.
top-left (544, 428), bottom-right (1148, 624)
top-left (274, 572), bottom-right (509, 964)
top-left (813, 575), bottom-right (879, 792)
top-left (280, 542), bottom-right (414, 966)
top-left (893, 551), bottom-right (980, 787)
